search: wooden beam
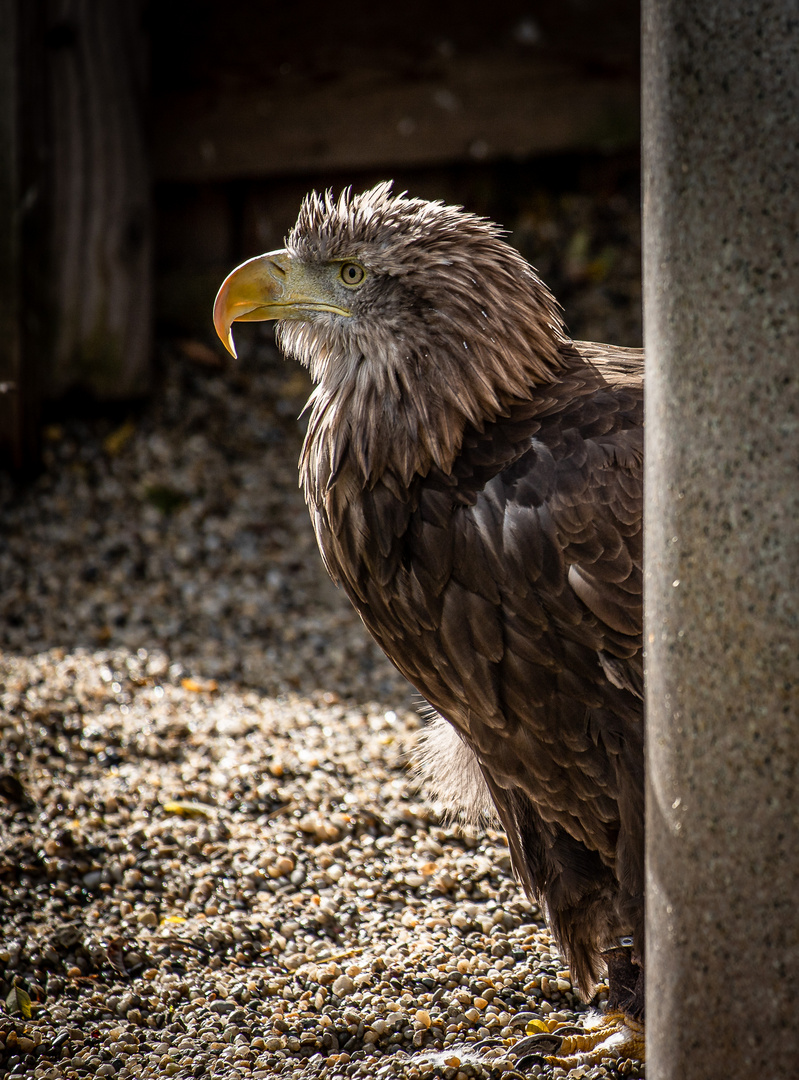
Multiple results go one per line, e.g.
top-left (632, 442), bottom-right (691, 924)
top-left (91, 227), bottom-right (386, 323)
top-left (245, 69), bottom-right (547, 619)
top-left (152, 54), bottom-right (639, 183)
top-left (47, 0), bottom-right (152, 400)
top-left (1, 1), bottom-right (153, 470)
top-left (0, 0), bottom-right (47, 472)
top-left (0, 0), bottom-right (22, 468)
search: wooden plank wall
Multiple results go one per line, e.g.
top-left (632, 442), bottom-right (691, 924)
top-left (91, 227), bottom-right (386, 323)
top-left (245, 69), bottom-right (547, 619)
top-left (151, 0), bottom-right (640, 181)
top-left (151, 0), bottom-right (640, 333)
top-left (153, 54), bottom-right (639, 183)
top-left (0, 0), bottom-right (151, 470)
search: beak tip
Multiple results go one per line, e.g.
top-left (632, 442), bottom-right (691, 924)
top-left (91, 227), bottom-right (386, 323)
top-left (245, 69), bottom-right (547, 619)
top-left (213, 280), bottom-right (238, 358)
top-left (214, 249), bottom-right (288, 357)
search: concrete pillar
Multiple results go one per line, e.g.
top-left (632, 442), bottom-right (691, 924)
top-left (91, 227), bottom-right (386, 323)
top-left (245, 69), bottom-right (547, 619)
top-left (643, 2), bottom-right (799, 1077)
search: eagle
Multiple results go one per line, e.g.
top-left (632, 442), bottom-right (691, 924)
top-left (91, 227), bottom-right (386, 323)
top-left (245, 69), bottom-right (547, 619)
top-left (214, 183), bottom-right (645, 1066)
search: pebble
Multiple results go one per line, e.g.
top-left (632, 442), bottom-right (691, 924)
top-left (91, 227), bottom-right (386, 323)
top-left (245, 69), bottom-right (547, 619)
top-left (332, 975), bottom-right (355, 997)
top-left (209, 1000), bottom-right (236, 1015)
top-left (0, 191), bottom-right (644, 1080)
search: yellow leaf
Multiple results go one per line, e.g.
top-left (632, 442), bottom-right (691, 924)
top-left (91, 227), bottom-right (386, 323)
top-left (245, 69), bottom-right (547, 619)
top-left (162, 800), bottom-right (213, 818)
top-left (525, 1018), bottom-right (548, 1035)
top-left (177, 339), bottom-right (223, 367)
top-left (181, 677), bottom-right (218, 693)
top-left (103, 420), bottom-right (136, 456)
top-left (6, 986), bottom-right (32, 1018)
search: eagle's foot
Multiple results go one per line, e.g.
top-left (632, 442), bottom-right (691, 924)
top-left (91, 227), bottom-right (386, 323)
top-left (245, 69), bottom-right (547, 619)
top-left (512, 1011), bottom-right (645, 1070)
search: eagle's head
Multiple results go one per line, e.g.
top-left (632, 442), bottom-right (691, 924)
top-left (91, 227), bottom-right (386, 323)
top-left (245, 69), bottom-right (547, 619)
top-left (214, 184), bottom-right (570, 485)
top-left (214, 183), bottom-right (566, 397)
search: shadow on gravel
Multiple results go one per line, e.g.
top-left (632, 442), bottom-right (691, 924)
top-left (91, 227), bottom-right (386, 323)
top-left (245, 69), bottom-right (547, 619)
top-left (0, 340), bottom-right (414, 708)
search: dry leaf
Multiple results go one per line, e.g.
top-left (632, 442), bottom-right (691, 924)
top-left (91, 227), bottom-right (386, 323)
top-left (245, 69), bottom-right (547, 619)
top-left (177, 339), bottom-right (224, 367)
top-left (105, 937), bottom-right (128, 975)
top-left (103, 420), bottom-right (136, 457)
top-left (162, 800), bottom-right (213, 819)
top-left (180, 678), bottom-right (218, 693)
top-left (6, 985), bottom-right (32, 1018)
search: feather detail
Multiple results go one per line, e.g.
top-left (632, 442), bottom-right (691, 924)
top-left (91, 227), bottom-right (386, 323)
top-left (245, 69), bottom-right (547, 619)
top-left (412, 710), bottom-right (496, 823)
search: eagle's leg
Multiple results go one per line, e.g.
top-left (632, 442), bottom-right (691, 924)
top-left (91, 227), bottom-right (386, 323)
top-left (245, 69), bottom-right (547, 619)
top-left (605, 941), bottom-right (645, 1018)
top-left (513, 943), bottom-right (645, 1070)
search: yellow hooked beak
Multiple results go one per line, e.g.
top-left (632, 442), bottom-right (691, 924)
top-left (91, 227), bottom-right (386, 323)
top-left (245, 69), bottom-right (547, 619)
top-left (213, 250), bottom-right (352, 357)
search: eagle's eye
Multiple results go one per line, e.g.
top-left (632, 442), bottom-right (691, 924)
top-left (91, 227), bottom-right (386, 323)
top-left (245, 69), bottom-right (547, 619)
top-left (339, 262), bottom-right (366, 287)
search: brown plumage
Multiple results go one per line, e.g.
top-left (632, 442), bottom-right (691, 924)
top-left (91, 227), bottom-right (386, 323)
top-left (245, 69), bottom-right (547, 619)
top-left (214, 183), bottom-right (645, 1020)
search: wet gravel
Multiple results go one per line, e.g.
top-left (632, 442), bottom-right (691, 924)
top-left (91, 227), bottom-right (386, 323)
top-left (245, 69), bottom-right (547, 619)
top-left (0, 174), bottom-right (644, 1080)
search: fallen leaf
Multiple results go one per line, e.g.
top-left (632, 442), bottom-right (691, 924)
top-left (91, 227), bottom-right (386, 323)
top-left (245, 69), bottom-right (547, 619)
top-left (177, 339), bottom-right (224, 367)
top-left (180, 678), bottom-right (218, 693)
top-left (162, 800), bottom-right (213, 819)
top-left (103, 420), bottom-right (136, 457)
top-left (6, 985), bottom-right (32, 1018)
top-left (105, 937), bottom-right (128, 975)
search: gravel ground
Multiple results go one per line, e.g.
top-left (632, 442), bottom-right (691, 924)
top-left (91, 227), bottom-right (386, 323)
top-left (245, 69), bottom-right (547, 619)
top-left (0, 173), bottom-right (644, 1080)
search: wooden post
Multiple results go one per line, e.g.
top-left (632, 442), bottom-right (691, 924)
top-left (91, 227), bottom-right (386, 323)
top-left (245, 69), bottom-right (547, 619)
top-left (47, 0), bottom-right (152, 400)
top-left (0, 1), bottom-right (35, 470)
top-left (0, 1), bottom-right (151, 472)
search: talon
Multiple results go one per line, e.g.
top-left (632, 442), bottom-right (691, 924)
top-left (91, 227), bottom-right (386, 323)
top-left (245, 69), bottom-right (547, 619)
top-left (516, 1052), bottom-right (550, 1071)
top-left (549, 1023), bottom-right (584, 1037)
top-left (512, 1032), bottom-right (564, 1056)
top-left (511, 1011), bottom-right (645, 1069)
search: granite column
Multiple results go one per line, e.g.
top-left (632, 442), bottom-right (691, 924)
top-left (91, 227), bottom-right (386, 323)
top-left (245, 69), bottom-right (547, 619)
top-left (643, 2), bottom-right (799, 1077)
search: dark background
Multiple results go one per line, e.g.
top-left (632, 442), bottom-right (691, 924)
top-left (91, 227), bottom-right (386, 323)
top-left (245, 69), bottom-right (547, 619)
top-left (1, 0), bottom-right (641, 470)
